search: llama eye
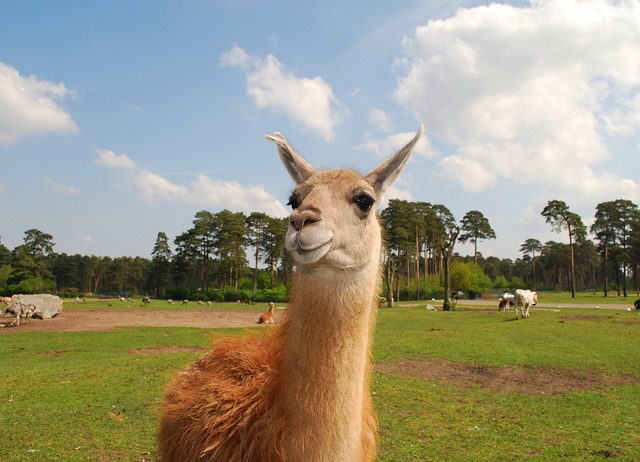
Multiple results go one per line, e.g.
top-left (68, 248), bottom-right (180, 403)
top-left (287, 194), bottom-right (300, 209)
top-left (354, 194), bottom-right (374, 212)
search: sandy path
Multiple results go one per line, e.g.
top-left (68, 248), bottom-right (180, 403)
top-left (0, 309), bottom-right (284, 333)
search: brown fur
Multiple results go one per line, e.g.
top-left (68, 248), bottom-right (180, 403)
top-left (159, 332), bottom-right (286, 461)
top-left (158, 125), bottom-right (423, 462)
top-left (258, 302), bottom-right (275, 324)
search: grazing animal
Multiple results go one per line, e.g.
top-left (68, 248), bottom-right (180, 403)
top-left (181, 299), bottom-right (189, 306)
top-left (167, 299), bottom-right (173, 304)
top-left (142, 296), bottom-right (151, 305)
top-left (158, 125), bottom-right (424, 462)
top-left (514, 289), bottom-right (538, 319)
top-left (498, 297), bottom-right (510, 311)
top-left (4, 302), bottom-right (36, 327)
top-left (258, 302), bottom-right (275, 324)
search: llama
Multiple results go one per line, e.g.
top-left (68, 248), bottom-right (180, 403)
top-left (158, 124), bottom-right (424, 462)
top-left (258, 302), bottom-right (275, 324)
top-left (4, 302), bottom-right (36, 327)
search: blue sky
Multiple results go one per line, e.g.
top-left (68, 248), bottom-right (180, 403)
top-left (1, 0), bottom-right (639, 261)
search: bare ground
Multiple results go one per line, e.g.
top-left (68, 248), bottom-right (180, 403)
top-left (0, 309), bottom-right (285, 333)
top-left (377, 359), bottom-right (640, 395)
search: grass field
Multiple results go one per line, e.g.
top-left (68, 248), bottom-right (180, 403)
top-left (1, 299), bottom-right (638, 461)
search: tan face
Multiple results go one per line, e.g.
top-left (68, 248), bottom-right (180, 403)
top-left (285, 170), bottom-right (380, 269)
top-left (267, 124), bottom-right (424, 270)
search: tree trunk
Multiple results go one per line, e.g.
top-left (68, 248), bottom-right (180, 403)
top-left (442, 251), bottom-right (453, 311)
top-left (569, 235), bottom-right (576, 298)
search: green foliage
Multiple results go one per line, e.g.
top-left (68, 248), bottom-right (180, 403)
top-left (8, 276), bottom-right (56, 294)
top-left (0, 264), bottom-right (11, 292)
top-left (493, 275), bottom-right (509, 289)
top-left (450, 261), bottom-right (472, 293)
top-left (509, 276), bottom-right (524, 290)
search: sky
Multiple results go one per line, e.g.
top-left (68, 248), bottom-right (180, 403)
top-left (1, 0), bottom-right (639, 261)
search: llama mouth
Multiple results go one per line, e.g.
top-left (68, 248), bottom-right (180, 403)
top-left (291, 239), bottom-right (332, 260)
top-left (286, 231), bottom-right (333, 264)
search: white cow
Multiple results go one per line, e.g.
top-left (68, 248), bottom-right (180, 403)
top-left (514, 289), bottom-right (538, 319)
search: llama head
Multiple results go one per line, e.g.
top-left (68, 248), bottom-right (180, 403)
top-left (266, 125), bottom-right (424, 270)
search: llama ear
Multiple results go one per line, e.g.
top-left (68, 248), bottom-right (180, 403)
top-left (265, 132), bottom-right (316, 185)
top-left (365, 124), bottom-right (424, 196)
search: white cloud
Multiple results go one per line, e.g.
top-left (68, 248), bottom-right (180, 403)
top-left (41, 176), bottom-right (79, 195)
top-left (394, 0), bottom-right (640, 201)
top-left (357, 129), bottom-right (436, 159)
top-left (134, 170), bottom-right (188, 202)
top-left (93, 149), bottom-right (136, 169)
top-left (220, 46), bottom-right (348, 142)
top-left (0, 61), bottom-right (78, 145)
top-left (379, 184), bottom-right (414, 210)
top-left (603, 93), bottom-right (640, 136)
top-left (368, 108), bottom-right (393, 131)
top-left (133, 170), bottom-right (288, 217)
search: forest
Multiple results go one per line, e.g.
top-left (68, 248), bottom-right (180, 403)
top-left (1, 198), bottom-right (639, 308)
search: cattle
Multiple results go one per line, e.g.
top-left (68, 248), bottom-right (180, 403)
top-left (514, 289), bottom-right (538, 319)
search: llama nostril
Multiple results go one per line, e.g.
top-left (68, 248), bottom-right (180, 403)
top-left (301, 217), bottom-right (318, 228)
top-left (291, 215), bottom-right (319, 231)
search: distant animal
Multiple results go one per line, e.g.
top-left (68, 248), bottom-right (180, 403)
top-left (4, 302), bottom-right (36, 327)
top-left (158, 124), bottom-right (423, 461)
top-left (142, 296), bottom-right (151, 305)
top-left (634, 299), bottom-right (640, 310)
top-left (514, 289), bottom-right (538, 319)
top-left (0, 296), bottom-right (11, 306)
top-left (498, 298), bottom-right (510, 311)
top-left (182, 299), bottom-right (189, 306)
top-left (258, 302), bottom-right (275, 324)
top-left (167, 299), bottom-right (173, 304)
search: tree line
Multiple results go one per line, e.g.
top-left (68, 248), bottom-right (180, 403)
top-left (1, 198), bottom-right (638, 308)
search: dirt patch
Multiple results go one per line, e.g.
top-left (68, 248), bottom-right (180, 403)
top-left (377, 359), bottom-right (640, 396)
top-left (34, 350), bottom-right (67, 356)
top-left (559, 315), bottom-right (613, 322)
top-left (0, 309), bottom-right (284, 334)
top-left (127, 346), bottom-right (205, 355)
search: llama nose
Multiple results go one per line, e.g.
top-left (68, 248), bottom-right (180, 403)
top-left (290, 211), bottom-right (320, 231)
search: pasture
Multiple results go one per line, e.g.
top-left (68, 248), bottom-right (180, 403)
top-left (0, 299), bottom-right (638, 461)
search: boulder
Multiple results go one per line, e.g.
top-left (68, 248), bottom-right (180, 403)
top-left (12, 294), bottom-right (63, 319)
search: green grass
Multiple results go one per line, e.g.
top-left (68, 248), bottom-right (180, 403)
top-left (374, 304), bottom-right (640, 461)
top-left (62, 298), bottom-right (271, 312)
top-left (485, 291), bottom-right (639, 306)
top-left (1, 302), bottom-right (638, 461)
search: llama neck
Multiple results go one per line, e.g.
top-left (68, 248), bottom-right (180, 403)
top-left (281, 263), bottom-right (379, 462)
